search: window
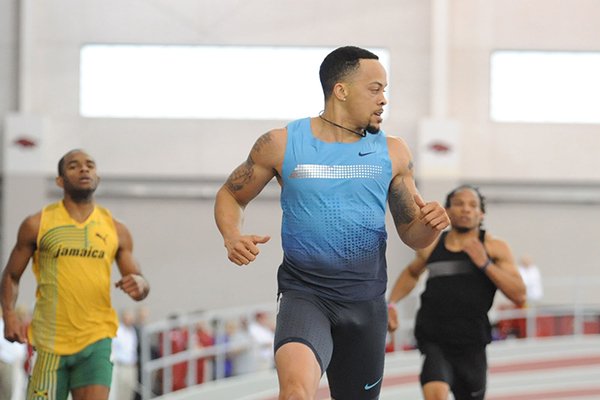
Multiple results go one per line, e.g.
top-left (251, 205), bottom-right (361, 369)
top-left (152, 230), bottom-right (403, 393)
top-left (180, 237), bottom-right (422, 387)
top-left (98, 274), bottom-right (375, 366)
top-left (490, 51), bottom-right (600, 123)
top-left (80, 45), bottom-right (390, 120)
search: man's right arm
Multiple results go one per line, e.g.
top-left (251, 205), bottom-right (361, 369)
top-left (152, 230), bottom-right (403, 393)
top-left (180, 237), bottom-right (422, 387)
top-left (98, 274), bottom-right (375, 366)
top-left (1, 214), bottom-right (39, 343)
top-left (387, 245), bottom-right (434, 332)
top-left (388, 257), bottom-right (427, 304)
top-left (214, 129), bottom-right (285, 266)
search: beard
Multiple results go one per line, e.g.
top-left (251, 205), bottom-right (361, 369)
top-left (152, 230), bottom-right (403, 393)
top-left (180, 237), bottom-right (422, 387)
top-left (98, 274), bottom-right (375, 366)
top-left (69, 187), bottom-right (96, 202)
top-left (454, 225), bottom-right (476, 234)
top-left (63, 179), bottom-right (97, 203)
top-left (366, 124), bottom-right (380, 134)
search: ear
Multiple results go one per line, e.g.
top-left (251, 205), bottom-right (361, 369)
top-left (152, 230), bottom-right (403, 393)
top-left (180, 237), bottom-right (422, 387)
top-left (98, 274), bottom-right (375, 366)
top-left (478, 210), bottom-right (485, 224)
top-left (332, 83), bottom-right (348, 102)
top-left (55, 176), bottom-right (64, 189)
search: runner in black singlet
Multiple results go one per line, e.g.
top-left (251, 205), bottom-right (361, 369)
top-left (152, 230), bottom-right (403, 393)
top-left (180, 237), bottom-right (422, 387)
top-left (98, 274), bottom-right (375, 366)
top-left (387, 185), bottom-right (526, 400)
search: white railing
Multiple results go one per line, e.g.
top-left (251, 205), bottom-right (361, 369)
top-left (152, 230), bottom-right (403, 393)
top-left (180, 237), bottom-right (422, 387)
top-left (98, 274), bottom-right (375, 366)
top-left (138, 277), bottom-right (600, 399)
top-left (139, 303), bottom-right (276, 399)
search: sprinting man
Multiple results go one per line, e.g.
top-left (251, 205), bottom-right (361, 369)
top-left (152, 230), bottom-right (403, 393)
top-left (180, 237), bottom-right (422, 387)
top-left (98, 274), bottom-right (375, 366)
top-left (215, 45), bottom-right (449, 400)
top-left (387, 185), bottom-right (526, 400)
top-left (1, 149), bottom-right (150, 400)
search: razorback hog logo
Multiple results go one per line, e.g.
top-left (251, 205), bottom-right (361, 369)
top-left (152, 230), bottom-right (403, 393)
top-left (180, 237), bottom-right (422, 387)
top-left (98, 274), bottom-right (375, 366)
top-left (428, 141), bottom-right (452, 153)
top-left (14, 137), bottom-right (37, 148)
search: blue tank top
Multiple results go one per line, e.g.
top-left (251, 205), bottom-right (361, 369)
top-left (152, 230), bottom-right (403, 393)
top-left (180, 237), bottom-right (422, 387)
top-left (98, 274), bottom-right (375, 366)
top-left (277, 117), bottom-right (392, 301)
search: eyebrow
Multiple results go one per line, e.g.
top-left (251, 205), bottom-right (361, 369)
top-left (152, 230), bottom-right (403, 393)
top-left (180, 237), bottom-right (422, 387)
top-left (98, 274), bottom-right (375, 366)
top-left (67, 159), bottom-right (96, 166)
top-left (368, 81), bottom-right (387, 90)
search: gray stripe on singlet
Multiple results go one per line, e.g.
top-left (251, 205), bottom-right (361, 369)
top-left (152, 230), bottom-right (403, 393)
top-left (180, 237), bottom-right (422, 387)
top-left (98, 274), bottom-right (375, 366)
top-left (427, 260), bottom-right (475, 279)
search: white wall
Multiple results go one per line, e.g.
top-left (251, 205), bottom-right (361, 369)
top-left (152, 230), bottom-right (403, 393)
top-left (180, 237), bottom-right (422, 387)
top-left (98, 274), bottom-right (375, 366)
top-left (448, 0), bottom-right (600, 180)
top-left (2, 0), bottom-right (600, 320)
top-left (0, 0), bottom-right (19, 167)
top-left (17, 0), bottom-right (431, 176)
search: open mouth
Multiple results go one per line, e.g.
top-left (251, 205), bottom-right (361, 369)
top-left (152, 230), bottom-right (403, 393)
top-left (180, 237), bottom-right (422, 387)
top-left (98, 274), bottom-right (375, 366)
top-left (373, 110), bottom-right (384, 122)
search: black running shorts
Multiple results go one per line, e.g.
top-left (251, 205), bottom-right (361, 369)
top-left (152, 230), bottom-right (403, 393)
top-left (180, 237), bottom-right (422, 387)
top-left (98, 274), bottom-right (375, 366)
top-left (419, 340), bottom-right (488, 400)
top-left (274, 290), bottom-right (387, 400)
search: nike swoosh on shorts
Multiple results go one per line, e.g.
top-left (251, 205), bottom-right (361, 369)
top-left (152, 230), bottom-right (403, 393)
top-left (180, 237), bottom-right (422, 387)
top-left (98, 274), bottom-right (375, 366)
top-left (364, 376), bottom-right (383, 390)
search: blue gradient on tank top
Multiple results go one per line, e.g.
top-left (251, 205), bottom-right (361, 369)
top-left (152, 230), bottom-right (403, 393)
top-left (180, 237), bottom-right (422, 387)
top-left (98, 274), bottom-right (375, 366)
top-left (280, 118), bottom-right (392, 283)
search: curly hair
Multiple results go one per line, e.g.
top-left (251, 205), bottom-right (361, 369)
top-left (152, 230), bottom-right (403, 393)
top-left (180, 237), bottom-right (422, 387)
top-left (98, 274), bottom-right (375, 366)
top-left (444, 184), bottom-right (486, 213)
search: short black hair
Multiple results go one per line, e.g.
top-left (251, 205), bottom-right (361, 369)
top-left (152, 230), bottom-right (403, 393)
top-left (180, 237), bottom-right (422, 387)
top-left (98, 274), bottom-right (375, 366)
top-left (319, 46), bottom-right (379, 101)
top-left (445, 184), bottom-right (486, 213)
top-left (57, 149), bottom-right (84, 177)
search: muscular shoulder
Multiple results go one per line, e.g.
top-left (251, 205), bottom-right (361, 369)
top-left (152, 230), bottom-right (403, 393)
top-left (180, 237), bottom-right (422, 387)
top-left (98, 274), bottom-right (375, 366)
top-left (250, 127), bottom-right (287, 170)
top-left (386, 135), bottom-right (408, 153)
top-left (19, 212), bottom-right (42, 244)
top-left (386, 135), bottom-right (414, 176)
top-left (483, 232), bottom-right (511, 258)
top-left (24, 211), bottom-right (42, 226)
top-left (112, 218), bottom-right (133, 248)
top-left (112, 217), bottom-right (131, 235)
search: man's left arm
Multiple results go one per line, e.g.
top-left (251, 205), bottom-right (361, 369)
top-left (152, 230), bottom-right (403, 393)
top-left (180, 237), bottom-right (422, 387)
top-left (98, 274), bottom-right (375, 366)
top-left (387, 137), bottom-right (449, 249)
top-left (464, 236), bottom-right (526, 306)
top-left (114, 219), bottom-right (149, 301)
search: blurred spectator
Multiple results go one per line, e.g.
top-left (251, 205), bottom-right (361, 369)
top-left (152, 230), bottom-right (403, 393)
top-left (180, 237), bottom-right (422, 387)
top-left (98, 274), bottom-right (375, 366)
top-left (518, 255), bottom-right (543, 305)
top-left (227, 318), bottom-right (255, 376)
top-left (153, 314), bottom-right (188, 395)
top-left (165, 314), bottom-right (189, 392)
top-left (133, 305), bottom-right (150, 400)
top-left (110, 309), bottom-right (138, 400)
top-left (212, 318), bottom-right (233, 379)
top-left (195, 322), bottom-right (214, 384)
top-left (248, 312), bottom-right (275, 371)
top-left (225, 313), bottom-right (276, 377)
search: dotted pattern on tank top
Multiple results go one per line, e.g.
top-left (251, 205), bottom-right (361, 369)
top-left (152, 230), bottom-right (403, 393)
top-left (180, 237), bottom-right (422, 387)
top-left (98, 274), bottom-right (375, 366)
top-left (321, 198), bottom-right (380, 265)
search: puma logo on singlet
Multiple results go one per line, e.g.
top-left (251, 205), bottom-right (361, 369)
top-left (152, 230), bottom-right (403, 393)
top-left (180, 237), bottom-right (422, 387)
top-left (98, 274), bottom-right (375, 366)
top-left (33, 388), bottom-right (49, 398)
top-left (96, 232), bottom-right (108, 243)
